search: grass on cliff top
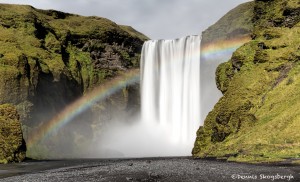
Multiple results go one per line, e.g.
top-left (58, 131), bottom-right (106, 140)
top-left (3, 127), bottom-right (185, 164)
top-left (0, 3), bottom-right (146, 39)
top-left (120, 25), bottom-right (149, 41)
top-left (202, 1), bottom-right (254, 44)
top-left (0, 3), bottom-right (145, 79)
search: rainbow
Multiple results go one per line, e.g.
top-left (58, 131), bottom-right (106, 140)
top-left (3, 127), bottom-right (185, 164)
top-left (201, 36), bottom-right (251, 59)
top-left (27, 69), bottom-right (140, 147)
top-left (28, 36), bottom-right (251, 148)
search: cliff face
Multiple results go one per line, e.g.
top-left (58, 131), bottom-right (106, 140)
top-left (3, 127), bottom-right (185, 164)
top-left (0, 104), bottom-right (26, 164)
top-left (193, 0), bottom-right (300, 163)
top-left (200, 2), bottom-right (254, 122)
top-left (0, 4), bottom-right (147, 159)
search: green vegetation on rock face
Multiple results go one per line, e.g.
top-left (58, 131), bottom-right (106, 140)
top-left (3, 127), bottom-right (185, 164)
top-left (200, 2), bottom-right (254, 123)
top-left (201, 1), bottom-right (254, 45)
top-left (0, 4), bottom-right (147, 89)
top-left (0, 4), bottom-right (147, 159)
top-left (120, 25), bottom-right (148, 42)
top-left (193, 0), bottom-right (300, 163)
top-left (0, 104), bottom-right (26, 164)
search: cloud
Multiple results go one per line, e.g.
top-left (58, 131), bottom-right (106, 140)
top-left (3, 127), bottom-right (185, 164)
top-left (0, 0), bottom-right (252, 39)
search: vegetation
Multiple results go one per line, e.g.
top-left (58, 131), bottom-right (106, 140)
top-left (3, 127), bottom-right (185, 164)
top-left (0, 3), bottom-right (146, 159)
top-left (193, 0), bottom-right (300, 163)
top-left (201, 1), bottom-right (254, 45)
top-left (0, 104), bottom-right (26, 164)
top-left (0, 3), bottom-right (147, 85)
top-left (120, 25), bottom-right (148, 42)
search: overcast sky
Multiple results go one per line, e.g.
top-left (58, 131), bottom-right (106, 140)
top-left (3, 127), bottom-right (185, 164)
top-left (0, 0), bottom-right (252, 39)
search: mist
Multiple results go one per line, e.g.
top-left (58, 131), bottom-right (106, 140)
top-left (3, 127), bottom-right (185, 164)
top-left (90, 117), bottom-right (195, 158)
top-left (26, 49), bottom-right (235, 159)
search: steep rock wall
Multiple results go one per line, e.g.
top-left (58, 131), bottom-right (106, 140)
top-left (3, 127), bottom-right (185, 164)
top-left (0, 4), bottom-right (147, 158)
top-left (193, 0), bottom-right (300, 163)
top-left (200, 2), bottom-right (254, 122)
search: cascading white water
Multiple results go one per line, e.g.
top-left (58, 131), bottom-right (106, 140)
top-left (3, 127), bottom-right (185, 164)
top-left (140, 35), bottom-right (201, 154)
top-left (93, 35), bottom-right (201, 157)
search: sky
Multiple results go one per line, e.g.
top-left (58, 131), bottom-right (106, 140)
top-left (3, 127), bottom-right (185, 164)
top-left (0, 0), bottom-right (252, 39)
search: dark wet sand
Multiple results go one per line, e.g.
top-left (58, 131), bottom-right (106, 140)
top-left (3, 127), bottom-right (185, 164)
top-left (0, 157), bottom-right (299, 182)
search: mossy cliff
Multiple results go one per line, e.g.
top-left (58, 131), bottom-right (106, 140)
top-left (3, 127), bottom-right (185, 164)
top-left (193, 0), bottom-right (300, 163)
top-left (0, 104), bottom-right (26, 164)
top-left (0, 4), bottom-right (147, 159)
top-left (200, 2), bottom-right (254, 122)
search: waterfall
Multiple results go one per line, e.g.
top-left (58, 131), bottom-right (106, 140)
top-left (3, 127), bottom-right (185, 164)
top-left (140, 35), bottom-right (201, 153)
top-left (93, 35), bottom-right (201, 157)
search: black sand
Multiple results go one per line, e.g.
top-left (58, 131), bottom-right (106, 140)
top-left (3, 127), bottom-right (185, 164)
top-left (0, 157), bottom-right (299, 182)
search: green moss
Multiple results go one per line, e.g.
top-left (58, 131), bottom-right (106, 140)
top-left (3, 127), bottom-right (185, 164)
top-left (120, 25), bottom-right (149, 41)
top-left (0, 104), bottom-right (26, 163)
top-left (0, 3), bottom-right (146, 160)
top-left (0, 3), bottom-right (146, 80)
top-left (201, 1), bottom-right (254, 44)
top-left (216, 62), bottom-right (234, 94)
top-left (0, 2), bottom-right (145, 95)
top-left (193, 0), bottom-right (300, 163)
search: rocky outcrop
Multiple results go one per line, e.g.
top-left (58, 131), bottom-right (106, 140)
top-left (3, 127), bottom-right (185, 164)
top-left (193, 0), bottom-right (300, 163)
top-left (0, 4), bottom-right (147, 159)
top-left (0, 104), bottom-right (26, 164)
